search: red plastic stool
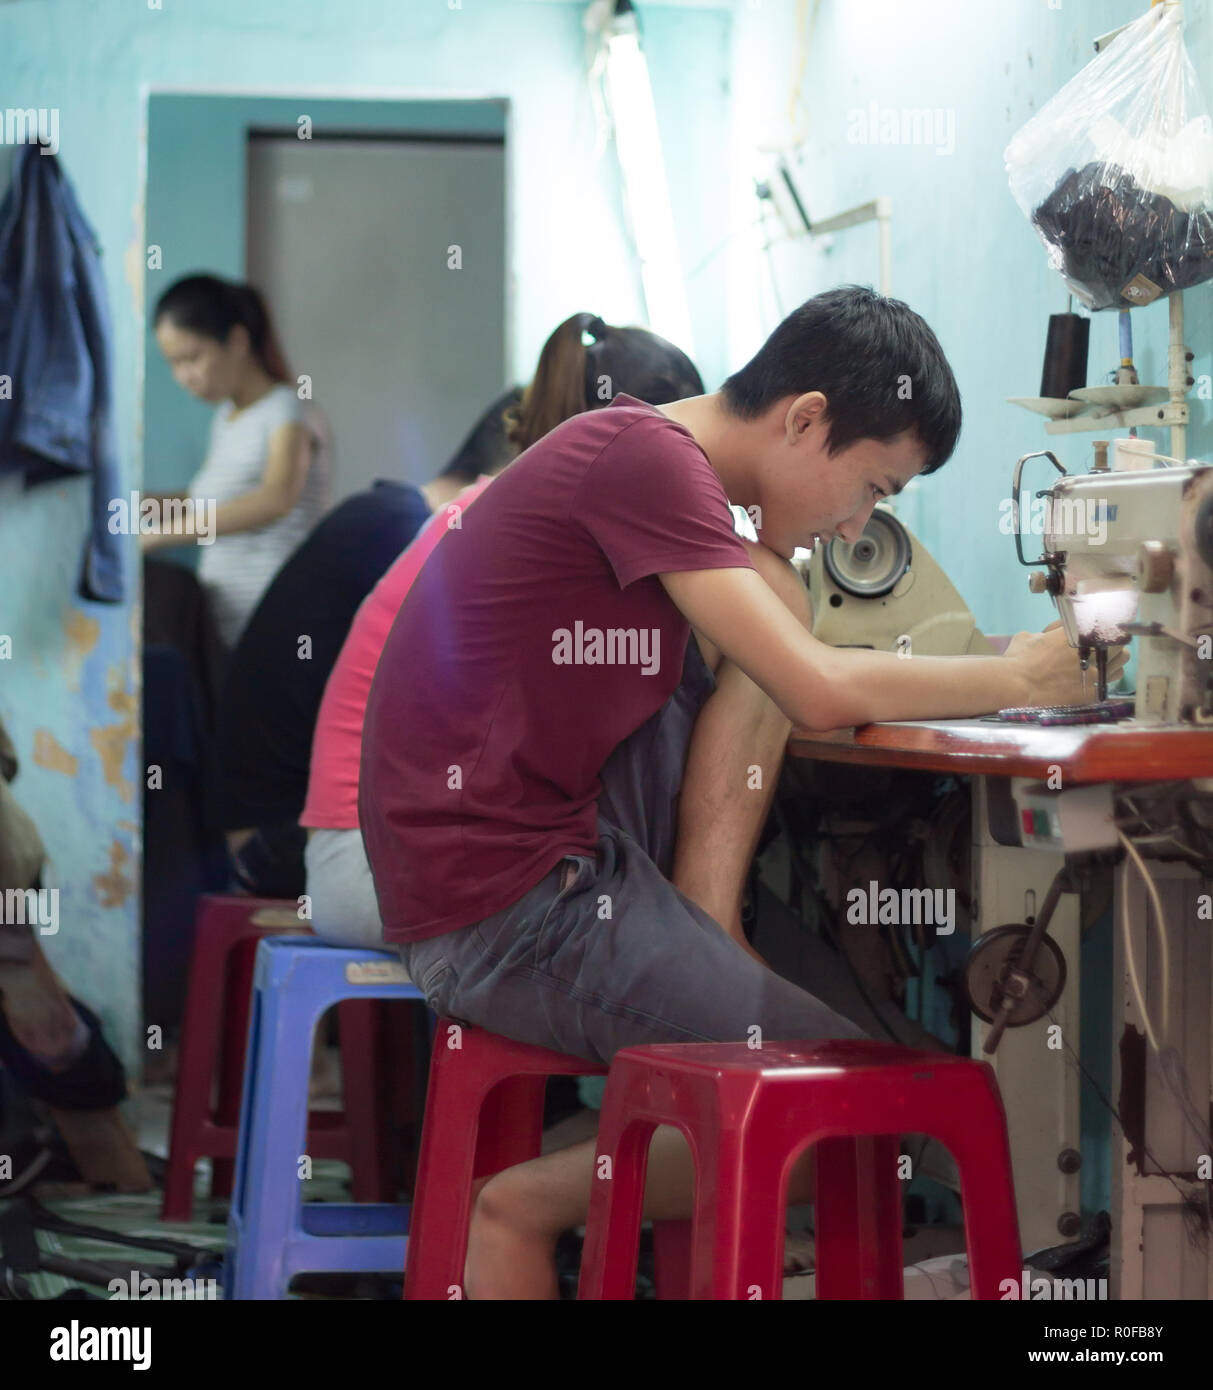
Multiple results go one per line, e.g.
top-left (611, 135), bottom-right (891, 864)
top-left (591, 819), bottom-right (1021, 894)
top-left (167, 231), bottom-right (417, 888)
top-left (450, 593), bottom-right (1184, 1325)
top-left (578, 1039), bottom-right (1022, 1301)
top-left (402, 1019), bottom-right (690, 1299)
top-left (162, 895), bottom-right (395, 1220)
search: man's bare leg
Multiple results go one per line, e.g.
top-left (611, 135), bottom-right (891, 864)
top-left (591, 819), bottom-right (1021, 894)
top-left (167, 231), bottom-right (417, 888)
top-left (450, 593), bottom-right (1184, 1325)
top-left (464, 1127), bottom-right (816, 1299)
top-left (674, 544), bottom-right (810, 945)
top-left (671, 656), bottom-right (791, 952)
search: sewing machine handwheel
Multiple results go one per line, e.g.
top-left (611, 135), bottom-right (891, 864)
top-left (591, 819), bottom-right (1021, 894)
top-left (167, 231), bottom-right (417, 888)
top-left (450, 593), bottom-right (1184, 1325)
top-left (963, 923), bottom-right (1067, 1026)
top-left (822, 509), bottom-right (911, 598)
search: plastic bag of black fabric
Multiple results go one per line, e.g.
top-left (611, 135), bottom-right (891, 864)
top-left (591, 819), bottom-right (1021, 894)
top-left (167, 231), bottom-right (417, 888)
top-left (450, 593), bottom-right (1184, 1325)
top-left (1005, 3), bottom-right (1213, 310)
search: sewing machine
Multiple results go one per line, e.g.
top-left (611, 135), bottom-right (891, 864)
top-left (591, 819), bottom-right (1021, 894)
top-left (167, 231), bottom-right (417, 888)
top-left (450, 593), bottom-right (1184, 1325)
top-left (992, 443), bottom-right (1213, 1297)
top-left (795, 481), bottom-right (1213, 1297)
top-left (1013, 445), bottom-right (1213, 721)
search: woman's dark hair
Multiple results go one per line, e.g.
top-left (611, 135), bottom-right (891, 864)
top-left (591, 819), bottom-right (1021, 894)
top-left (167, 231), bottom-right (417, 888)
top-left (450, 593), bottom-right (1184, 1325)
top-left (721, 285), bottom-right (961, 474)
top-left (440, 387), bottom-right (525, 482)
top-left (154, 274), bottom-right (291, 384)
top-left (505, 312), bottom-right (704, 452)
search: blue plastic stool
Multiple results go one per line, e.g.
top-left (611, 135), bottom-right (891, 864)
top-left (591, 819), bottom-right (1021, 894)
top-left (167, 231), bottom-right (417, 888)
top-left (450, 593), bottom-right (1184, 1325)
top-left (224, 936), bottom-right (427, 1299)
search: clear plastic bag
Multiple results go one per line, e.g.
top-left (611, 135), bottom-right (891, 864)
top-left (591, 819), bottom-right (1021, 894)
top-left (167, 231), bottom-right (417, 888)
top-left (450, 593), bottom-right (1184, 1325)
top-left (1005, 2), bottom-right (1213, 310)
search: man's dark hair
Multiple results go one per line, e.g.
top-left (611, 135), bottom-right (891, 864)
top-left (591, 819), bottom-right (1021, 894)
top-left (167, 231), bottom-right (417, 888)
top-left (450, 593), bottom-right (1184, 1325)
top-left (721, 285), bottom-right (961, 474)
top-left (440, 387), bottom-right (525, 482)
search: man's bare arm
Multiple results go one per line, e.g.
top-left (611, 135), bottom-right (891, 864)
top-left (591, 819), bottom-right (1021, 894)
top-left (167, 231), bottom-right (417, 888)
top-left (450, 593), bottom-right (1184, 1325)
top-left (660, 563), bottom-right (1121, 732)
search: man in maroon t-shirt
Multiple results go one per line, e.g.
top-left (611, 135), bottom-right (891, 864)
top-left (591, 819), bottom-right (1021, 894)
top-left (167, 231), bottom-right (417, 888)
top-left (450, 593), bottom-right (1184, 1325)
top-left (359, 286), bottom-right (1119, 1298)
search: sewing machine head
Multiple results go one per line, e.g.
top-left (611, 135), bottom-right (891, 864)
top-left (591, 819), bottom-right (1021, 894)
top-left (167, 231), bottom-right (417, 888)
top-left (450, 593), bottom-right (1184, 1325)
top-left (1013, 444), bottom-right (1213, 722)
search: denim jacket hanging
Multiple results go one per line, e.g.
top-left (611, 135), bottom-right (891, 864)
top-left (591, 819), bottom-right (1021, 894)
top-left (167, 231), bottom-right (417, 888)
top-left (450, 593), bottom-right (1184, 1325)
top-left (0, 144), bottom-right (125, 602)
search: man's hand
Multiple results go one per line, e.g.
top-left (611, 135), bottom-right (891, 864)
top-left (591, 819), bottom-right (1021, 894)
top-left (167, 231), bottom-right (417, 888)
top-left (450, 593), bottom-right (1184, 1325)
top-left (1003, 620), bottom-right (1128, 706)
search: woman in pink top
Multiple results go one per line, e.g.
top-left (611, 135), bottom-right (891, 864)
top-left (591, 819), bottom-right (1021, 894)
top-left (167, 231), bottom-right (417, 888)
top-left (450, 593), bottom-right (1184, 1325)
top-left (300, 473), bottom-right (494, 944)
top-left (300, 312), bottom-right (707, 946)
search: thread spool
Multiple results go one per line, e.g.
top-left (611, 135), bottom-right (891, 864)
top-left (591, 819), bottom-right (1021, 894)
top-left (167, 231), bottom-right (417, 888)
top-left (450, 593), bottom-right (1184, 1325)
top-left (1111, 437), bottom-right (1155, 471)
top-left (1040, 313), bottom-right (1090, 399)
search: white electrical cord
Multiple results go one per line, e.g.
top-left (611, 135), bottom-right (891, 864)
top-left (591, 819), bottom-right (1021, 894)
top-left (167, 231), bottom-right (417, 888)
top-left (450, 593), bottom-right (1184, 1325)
top-left (1116, 829), bottom-right (1170, 1052)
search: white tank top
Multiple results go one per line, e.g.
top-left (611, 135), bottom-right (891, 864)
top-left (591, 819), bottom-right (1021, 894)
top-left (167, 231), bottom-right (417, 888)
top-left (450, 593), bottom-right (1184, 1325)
top-left (188, 384), bottom-right (332, 648)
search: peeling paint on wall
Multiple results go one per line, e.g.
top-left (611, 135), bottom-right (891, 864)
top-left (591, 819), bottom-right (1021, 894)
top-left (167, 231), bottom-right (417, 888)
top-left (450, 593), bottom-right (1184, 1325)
top-left (33, 729), bottom-right (79, 777)
top-left (62, 607), bottom-right (100, 692)
top-left (124, 204), bottom-right (144, 319)
top-left (89, 666), bottom-right (136, 804)
top-left (93, 839), bottom-right (133, 908)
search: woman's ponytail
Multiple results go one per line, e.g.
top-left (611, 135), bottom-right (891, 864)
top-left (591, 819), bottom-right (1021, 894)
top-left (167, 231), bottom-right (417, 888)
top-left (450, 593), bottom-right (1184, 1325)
top-left (231, 283), bottom-right (291, 384)
top-left (505, 311), bottom-right (601, 452)
top-left (504, 310), bottom-right (702, 452)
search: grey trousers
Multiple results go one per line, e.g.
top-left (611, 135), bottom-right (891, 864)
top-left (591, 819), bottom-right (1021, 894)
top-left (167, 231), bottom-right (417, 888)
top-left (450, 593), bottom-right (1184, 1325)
top-left (398, 636), bottom-right (867, 1066)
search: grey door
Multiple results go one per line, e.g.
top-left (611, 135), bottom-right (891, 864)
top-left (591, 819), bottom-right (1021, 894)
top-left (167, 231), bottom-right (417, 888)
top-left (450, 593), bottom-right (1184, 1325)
top-left (246, 135), bottom-right (507, 501)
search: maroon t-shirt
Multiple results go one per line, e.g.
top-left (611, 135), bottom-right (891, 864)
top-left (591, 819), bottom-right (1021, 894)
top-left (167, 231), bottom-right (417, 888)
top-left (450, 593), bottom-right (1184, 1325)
top-left (359, 394), bottom-right (755, 942)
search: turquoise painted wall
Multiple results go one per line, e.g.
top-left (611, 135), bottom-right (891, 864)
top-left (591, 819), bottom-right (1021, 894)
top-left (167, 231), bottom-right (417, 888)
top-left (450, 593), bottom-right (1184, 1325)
top-left (0, 0), bottom-right (732, 1087)
top-left (0, 133), bottom-right (142, 1087)
top-left (729, 0), bottom-right (1213, 1224)
top-left (730, 0), bottom-right (1213, 638)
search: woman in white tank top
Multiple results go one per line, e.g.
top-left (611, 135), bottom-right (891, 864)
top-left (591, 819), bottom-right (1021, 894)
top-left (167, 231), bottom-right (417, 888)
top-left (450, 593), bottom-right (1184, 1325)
top-left (142, 274), bottom-right (331, 649)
